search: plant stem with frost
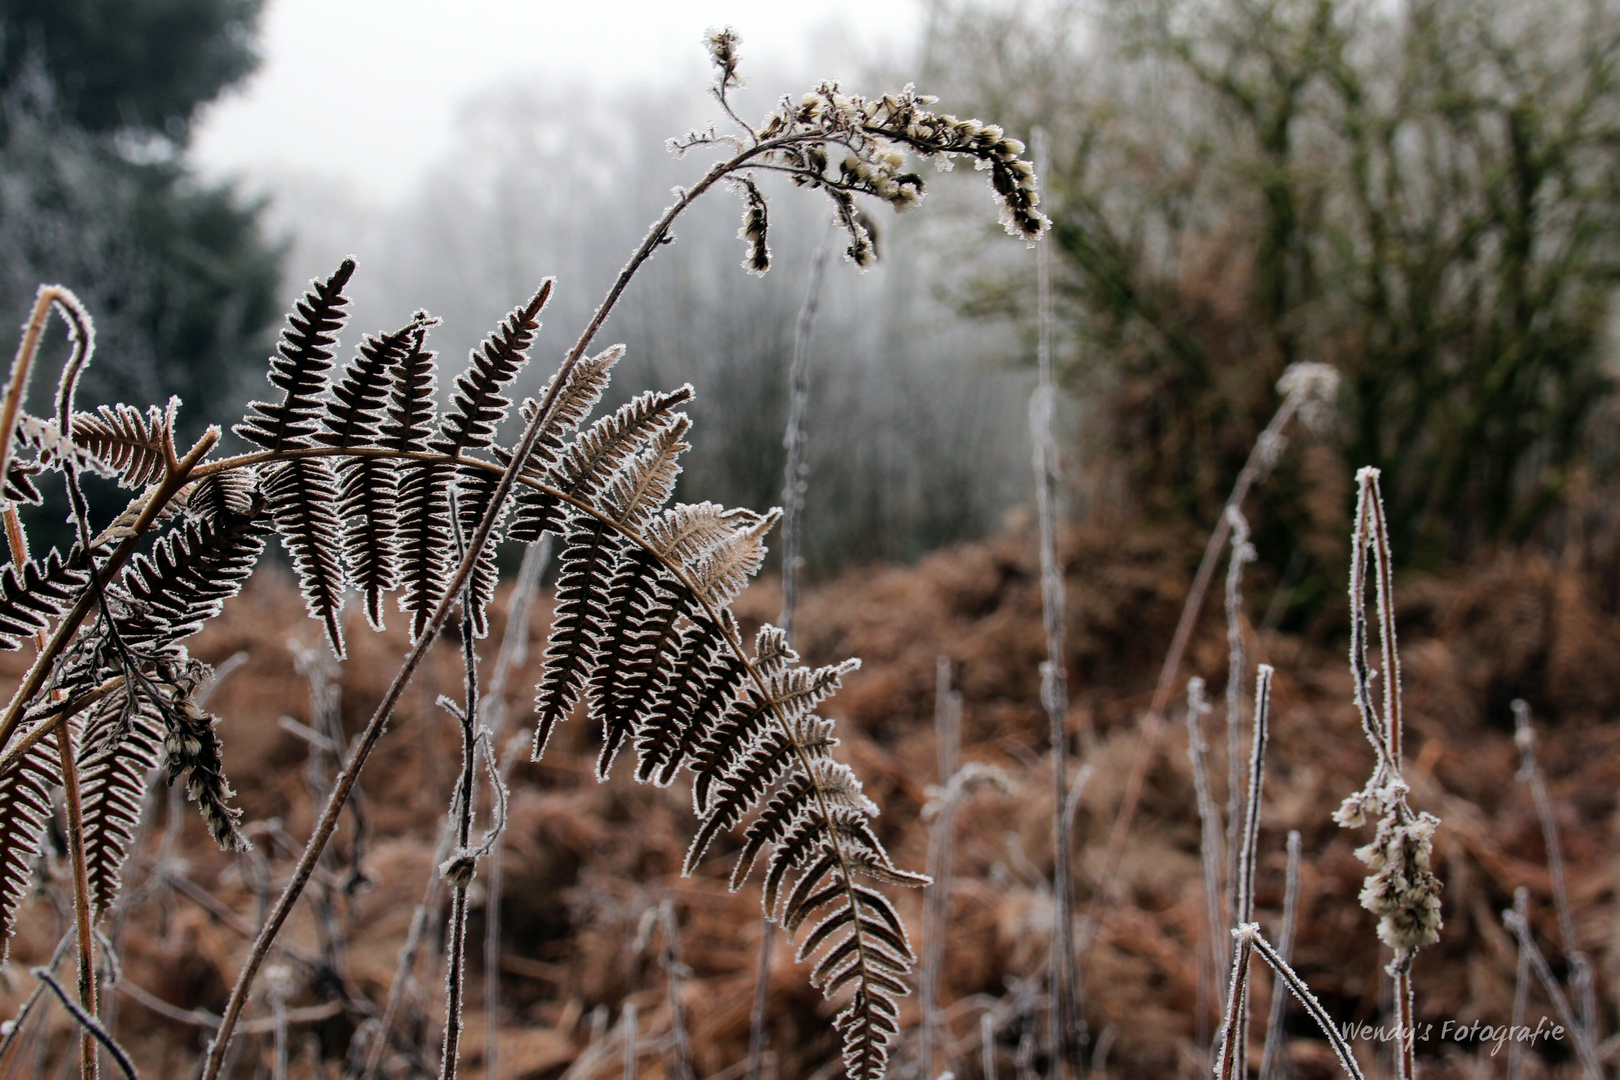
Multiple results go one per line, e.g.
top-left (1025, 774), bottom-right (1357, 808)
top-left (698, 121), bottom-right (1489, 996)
top-left (1030, 125), bottom-right (1080, 1075)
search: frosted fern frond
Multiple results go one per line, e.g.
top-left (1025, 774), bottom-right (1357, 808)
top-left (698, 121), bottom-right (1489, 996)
top-left (323, 316), bottom-right (429, 630)
top-left (235, 259), bottom-right (355, 452)
top-left (532, 514), bottom-right (624, 757)
top-left (319, 313), bottom-right (433, 450)
top-left (115, 484), bottom-right (265, 647)
top-left (264, 459), bottom-right (348, 655)
top-left (0, 721), bottom-right (63, 962)
top-left (78, 685), bottom-right (166, 916)
top-left (432, 281), bottom-right (552, 459)
top-left (0, 546), bottom-right (90, 650)
top-left (551, 387), bottom-right (694, 504)
top-left (511, 350), bottom-right (921, 1080)
top-left (69, 404), bottom-right (169, 488)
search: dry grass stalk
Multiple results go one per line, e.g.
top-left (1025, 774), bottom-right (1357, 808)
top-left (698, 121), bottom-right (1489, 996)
top-left (1184, 677), bottom-right (1227, 1033)
top-left (1503, 906), bottom-right (1602, 1080)
top-left (1212, 925), bottom-right (1253, 1080)
top-left (1221, 508), bottom-right (1254, 941)
top-left (1507, 887), bottom-right (1532, 1080)
top-left (1029, 124), bottom-right (1081, 1076)
top-left (746, 222), bottom-right (834, 1080)
top-left (1512, 698), bottom-right (1598, 1046)
top-left (482, 535), bottom-right (551, 1080)
top-left (918, 656), bottom-right (962, 1080)
top-left (1257, 830), bottom-right (1301, 1080)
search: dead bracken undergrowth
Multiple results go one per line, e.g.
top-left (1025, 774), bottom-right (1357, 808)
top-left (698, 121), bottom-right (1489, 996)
top-left (0, 516), bottom-right (1610, 1080)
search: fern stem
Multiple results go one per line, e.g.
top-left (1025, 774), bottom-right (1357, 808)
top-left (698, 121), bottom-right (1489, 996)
top-left (56, 710), bottom-right (99, 1080)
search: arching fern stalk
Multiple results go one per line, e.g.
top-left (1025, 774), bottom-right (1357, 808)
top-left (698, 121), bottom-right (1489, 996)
top-left (0, 30), bottom-right (1045, 1080)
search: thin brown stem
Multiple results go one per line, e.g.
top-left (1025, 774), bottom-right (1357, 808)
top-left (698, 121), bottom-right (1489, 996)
top-left (56, 713), bottom-right (98, 1080)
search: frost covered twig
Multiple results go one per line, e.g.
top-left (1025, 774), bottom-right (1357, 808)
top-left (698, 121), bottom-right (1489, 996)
top-left (1503, 905), bottom-right (1601, 1080)
top-left (1186, 678), bottom-right (1228, 1023)
top-left (1245, 927), bottom-right (1367, 1080)
top-left (1512, 698), bottom-right (1598, 1044)
top-left (1333, 468), bottom-right (1440, 1080)
top-left (1222, 509), bottom-right (1255, 941)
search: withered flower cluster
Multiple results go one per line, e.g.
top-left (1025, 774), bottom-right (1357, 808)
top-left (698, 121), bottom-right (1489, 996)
top-left (680, 29), bottom-right (1047, 272)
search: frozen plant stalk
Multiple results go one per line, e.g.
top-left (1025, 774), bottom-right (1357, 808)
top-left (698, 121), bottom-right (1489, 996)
top-left (1333, 468), bottom-right (1441, 1080)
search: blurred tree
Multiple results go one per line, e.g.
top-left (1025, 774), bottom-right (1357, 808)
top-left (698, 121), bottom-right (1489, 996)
top-left (928, 0), bottom-right (1620, 566)
top-left (0, 0), bottom-right (280, 430)
top-left (0, 0), bottom-right (262, 140)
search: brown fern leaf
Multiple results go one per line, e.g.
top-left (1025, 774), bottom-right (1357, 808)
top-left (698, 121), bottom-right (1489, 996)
top-left (78, 686), bottom-right (166, 916)
top-left (0, 722), bottom-right (63, 962)
top-left (0, 547), bottom-right (90, 651)
top-left (117, 485), bottom-right (264, 647)
top-left (395, 457), bottom-right (455, 643)
top-left (323, 315), bottom-right (433, 629)
top-left (508, 344), bottom-right (622, 541)
top-left (532, 514), bottom-right (623, 757)
top-left (450, 465), bottom-right (507, 637)
top-left (634, 613), bottom-right (747, 786)
top-left (72, 404), bottom-right (168, 488)
top-left (602, 416), bottom-right (689, 529)
top-left (235, 258), bottom-right (355, 452)
top-left (433, 281), bottom-right (552, 459)
top-left (550, 387), bottom-right (694, 508)
top-left (263, 458), bottom-right (347, 655)
top-left (588, 546), bottom-right (687, 780)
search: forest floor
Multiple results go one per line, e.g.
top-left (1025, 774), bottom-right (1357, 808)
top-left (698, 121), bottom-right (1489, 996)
top-left (0, 519), bottom-right (1615, 1079)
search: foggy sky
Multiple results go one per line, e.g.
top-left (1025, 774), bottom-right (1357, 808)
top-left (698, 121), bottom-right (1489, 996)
top-left (191, 0), bottom-right (924, 203)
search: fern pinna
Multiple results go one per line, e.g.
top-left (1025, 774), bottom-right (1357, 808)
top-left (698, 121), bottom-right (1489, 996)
top-left (0, 38), bottom-right (1045, 1078)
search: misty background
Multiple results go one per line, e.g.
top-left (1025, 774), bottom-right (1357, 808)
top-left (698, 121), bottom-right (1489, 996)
top-left (7, 0), bottom-right (1620, 596)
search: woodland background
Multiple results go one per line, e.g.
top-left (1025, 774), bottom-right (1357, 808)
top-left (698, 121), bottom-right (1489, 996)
top-left (3, 0), bottom-right (1620, 1077)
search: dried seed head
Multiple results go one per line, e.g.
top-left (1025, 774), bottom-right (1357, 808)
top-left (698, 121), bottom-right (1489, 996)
top-left (1277, 361), bottom-right (1340, 434)
top-left (706, 28), bottom-right (741, 89)
top-left (735, 176), bottom-right (770, 276)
